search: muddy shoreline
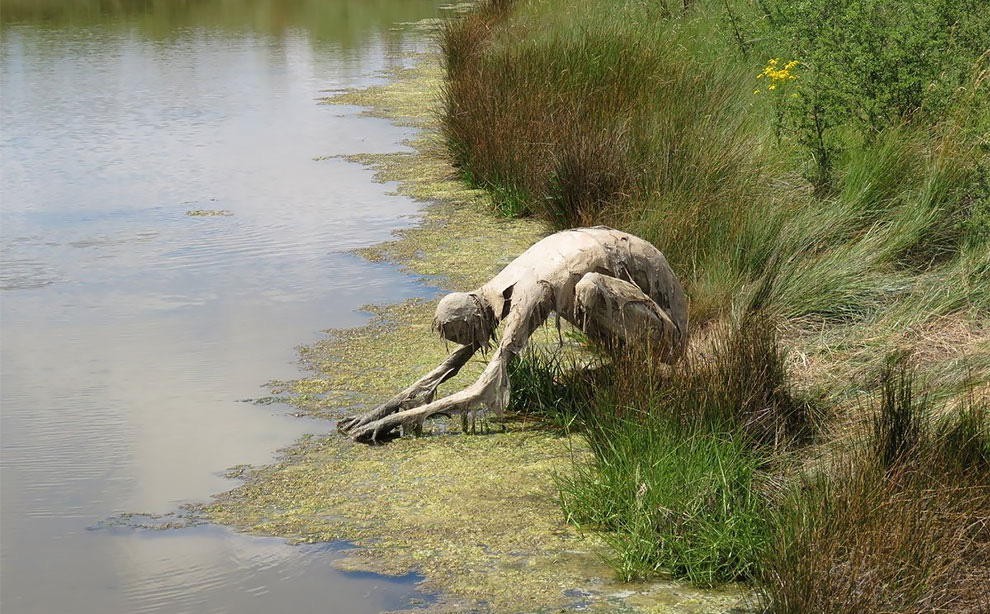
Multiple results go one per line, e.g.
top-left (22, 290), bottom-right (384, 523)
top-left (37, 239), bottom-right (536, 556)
top-left (198, 37), bottom-right (749, 614)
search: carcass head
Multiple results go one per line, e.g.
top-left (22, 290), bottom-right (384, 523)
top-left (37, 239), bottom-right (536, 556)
top-left (433, 292), bottom-right (495, 348)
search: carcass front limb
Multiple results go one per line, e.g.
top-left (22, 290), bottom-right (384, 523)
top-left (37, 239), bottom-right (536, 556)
top-left (347, 281), bottom-right (553, 443)
top-left (346, 347), bottom-right (511, 443)
top-left (337, 343), bottom-right (478, 434)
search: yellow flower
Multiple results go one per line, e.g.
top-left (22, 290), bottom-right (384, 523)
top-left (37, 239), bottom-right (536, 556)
top-left (757, 57), bottom-right (801, 89)
top-left (754, 89), bottom-right (761, 95)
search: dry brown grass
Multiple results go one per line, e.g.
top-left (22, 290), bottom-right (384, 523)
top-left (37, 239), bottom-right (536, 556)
top-left (762, 461), bottom-right (990, 614)
top-left (758, 369), bottom-right (990, 614)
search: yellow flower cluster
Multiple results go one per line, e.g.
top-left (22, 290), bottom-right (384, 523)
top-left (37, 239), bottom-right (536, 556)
top-left (754, 58), bottom-right (799, 95)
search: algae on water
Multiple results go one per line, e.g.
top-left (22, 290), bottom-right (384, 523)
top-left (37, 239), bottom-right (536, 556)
top-left (185, 209), bottom-right (233, 217)
top-left (199, 36), bottom-right (751, 614)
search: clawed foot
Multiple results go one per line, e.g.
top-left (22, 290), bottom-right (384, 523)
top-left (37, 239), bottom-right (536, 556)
top-left (336, 414), bottom-right (368, 433)
top-left (347, 419), bottom-right (401, 443)
top-left (346, 418), bottom-right (400, 443)
top-left (345, 410), bottom-right (493, 443)
top-left (337, 395), bottom-right (413, 436)
top-left (337, 411), bottom-right (400, 441)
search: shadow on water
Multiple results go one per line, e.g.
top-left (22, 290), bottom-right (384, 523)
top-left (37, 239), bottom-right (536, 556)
top-left (1, 1), bottom-right (444, 612)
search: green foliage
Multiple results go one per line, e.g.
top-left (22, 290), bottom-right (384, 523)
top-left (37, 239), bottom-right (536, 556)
top-left (441, 0), bottom-right (761, 232)
top-left (529, 319), bottom-right (809, 584)
top-left (442, 0), bottom-right (990, 600)
top-left (961, 159), bottom-right (990, 248)
top-left (749, 0), bottom-right (990, 185)
top-left (506, 349), bottom-right (597, 430)
top-left (560, 412), bottom-right (771, 585)
top-left (442, 0), bottom-right (989, 330)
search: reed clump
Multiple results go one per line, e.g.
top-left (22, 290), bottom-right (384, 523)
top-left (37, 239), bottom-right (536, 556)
top-left (758, 368), bottom-right (990, 614)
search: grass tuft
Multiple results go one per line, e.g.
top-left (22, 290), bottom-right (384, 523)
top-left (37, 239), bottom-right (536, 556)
top-left (758, 370), bottom-right (990, 614)
top-left (543, 318), bottom-right (807, 584)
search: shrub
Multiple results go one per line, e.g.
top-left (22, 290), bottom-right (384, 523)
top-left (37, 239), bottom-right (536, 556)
top-left (747, 0), bottom-right (990, 186)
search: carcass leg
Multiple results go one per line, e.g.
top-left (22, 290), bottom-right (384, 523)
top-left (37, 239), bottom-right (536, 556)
top-left (337, 343), bottom-right (477, 434)
top-left (347, 346), bottom-right (511, 443)
top-left (573, 272), bottom-right (684, 361)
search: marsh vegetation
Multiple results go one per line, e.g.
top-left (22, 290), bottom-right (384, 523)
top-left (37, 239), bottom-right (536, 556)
top-left (442, 0), bottom-right (990, 611)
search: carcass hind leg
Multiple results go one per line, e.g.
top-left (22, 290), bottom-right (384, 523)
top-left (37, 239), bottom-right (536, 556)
top-left (573, 272), bottom-right (684, 362)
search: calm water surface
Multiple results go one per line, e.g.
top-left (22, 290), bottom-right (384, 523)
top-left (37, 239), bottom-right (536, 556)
top-left (1, 2), bottom-right (443, 612)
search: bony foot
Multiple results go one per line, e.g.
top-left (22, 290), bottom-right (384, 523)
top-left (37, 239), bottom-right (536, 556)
top-left (337, 416), bottom-right (358, 432)
top-left (348, 421), bottom-right (390, 443)
top-left (338, 411), bottom-right (389, 435)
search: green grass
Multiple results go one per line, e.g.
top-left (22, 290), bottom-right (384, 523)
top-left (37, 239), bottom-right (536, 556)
top-left (504, 348), bottom-right (596, 431)
top-left (444, 0), bottom-right (990, 606)
top-left (441, 0), bottom-right (989, 328)
top-left (512, 318), bottom-right (811, 584)
top-left (559, 410), bottom-right (770, 585)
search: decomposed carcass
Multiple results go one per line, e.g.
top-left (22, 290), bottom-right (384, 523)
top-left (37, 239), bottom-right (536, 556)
top-left (338, 226), bottom-right (687, 443)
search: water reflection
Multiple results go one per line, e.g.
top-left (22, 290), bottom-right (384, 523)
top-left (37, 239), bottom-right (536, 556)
top-left (1, 1), bottom-right (442, 612)
top-left (2, 0), bottom-right (442, 48)
top-left (7, 525), bottom-right (429, 614)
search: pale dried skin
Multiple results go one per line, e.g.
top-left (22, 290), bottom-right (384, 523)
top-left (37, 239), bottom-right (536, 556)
top-left (341, 226), bottom-right (688, 442)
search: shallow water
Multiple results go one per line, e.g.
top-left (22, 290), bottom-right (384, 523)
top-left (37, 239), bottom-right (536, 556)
top-left (1, 2), bottom-right (443, 612)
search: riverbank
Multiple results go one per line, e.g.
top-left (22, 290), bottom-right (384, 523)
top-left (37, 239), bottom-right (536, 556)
top-left (439, 1), bottom-right (989, 612)
top-left (198, 38), bottom-right (748, 614)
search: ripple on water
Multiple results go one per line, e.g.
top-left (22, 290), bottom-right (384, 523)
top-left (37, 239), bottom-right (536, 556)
top-left (109, 526), bottom-right (432, 614)
top-left (0, 257), bottom-right (63, 289)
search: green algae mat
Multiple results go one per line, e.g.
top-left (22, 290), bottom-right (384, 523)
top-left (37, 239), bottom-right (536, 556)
top-left (198, 38), bottom-right (750, 614)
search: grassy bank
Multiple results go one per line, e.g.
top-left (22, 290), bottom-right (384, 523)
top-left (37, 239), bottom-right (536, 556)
top-left (442, 0), bottom-right (990, 610)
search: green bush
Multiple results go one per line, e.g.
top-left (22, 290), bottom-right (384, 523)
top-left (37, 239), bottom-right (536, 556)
top-left (748, 0), bottom-right (990, 185)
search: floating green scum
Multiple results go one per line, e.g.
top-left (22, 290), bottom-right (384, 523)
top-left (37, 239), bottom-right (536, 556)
top-left (196, 25), bottom-right (750, 614)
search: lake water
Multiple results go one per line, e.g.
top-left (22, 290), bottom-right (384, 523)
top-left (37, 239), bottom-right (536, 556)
top-left (1, 2), bottom-right (445, 612)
